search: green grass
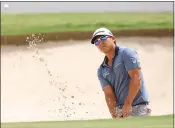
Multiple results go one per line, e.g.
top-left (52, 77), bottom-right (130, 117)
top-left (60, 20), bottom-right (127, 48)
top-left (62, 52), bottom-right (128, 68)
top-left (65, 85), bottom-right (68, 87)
top-left (1, 12), bottom-right (173, 36)
top-left (1, 115), bottom-right (174, 128)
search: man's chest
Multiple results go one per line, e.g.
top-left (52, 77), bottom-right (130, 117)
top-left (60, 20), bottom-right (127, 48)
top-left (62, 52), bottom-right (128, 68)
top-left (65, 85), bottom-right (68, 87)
top-left (102, 57), bottom-right (127, 82)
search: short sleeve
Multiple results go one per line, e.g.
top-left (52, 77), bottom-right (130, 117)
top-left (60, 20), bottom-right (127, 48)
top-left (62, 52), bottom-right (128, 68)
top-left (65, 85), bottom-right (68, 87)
top-left (97, 68), bottom-right (110, 89)
top-left (122, 48), bottom-right (141, 71)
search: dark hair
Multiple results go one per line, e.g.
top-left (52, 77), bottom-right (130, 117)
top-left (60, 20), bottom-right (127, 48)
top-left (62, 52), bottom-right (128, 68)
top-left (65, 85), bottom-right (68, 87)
top-left (114, 41), bottom-right (116, 45)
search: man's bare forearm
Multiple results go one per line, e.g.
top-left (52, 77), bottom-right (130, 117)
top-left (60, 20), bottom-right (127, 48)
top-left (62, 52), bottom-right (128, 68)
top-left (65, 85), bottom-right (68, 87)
top-left (126, 76), bottom-right (140, 104)
top-left (105, 94), bottom-right (117, 118)
top-left (125, 70), bottom-right (141, 104)
top-left (125, 82), bottom-right (140, 105)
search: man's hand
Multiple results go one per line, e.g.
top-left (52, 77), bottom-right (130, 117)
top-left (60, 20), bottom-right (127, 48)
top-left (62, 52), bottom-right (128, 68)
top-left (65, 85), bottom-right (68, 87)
top-left (111, 112), bottom-right (118, 119)
top-left (119, 100), bottom-right (132, 118)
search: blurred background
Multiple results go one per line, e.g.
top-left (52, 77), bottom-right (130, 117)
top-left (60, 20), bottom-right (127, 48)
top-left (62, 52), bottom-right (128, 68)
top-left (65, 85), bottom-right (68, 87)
top-left (1, 1), bottom-right (174, 124)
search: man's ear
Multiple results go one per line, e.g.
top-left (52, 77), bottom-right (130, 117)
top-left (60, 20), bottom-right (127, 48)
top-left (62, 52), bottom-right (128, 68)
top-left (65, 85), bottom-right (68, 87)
top-left (111, 36), bottom-right (116, 41)
top-left (111, 36), bottom-right (116, 45)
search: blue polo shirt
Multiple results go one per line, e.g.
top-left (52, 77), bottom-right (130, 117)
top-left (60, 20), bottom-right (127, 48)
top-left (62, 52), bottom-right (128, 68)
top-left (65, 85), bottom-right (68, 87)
top-left (97, 46), bottom-right (149, 108)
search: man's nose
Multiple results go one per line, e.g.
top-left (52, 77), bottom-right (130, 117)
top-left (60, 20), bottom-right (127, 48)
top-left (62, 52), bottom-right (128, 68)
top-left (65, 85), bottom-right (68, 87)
top-left (99, 40), bottom-right (104, 46)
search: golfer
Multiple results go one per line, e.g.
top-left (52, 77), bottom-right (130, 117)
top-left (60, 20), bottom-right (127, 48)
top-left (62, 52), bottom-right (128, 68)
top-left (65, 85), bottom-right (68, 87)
top-left (91, 27), bottom-right (151, 118)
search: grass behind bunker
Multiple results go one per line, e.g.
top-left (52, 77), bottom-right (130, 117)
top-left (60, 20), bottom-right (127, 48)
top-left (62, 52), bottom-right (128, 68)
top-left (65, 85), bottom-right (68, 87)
top-left (1, 12), bottom-right (173, 36)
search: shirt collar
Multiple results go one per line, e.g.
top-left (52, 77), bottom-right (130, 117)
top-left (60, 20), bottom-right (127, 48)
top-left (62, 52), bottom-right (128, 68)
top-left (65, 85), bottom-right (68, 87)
top-left (102, 46), bottom-right (119, 67)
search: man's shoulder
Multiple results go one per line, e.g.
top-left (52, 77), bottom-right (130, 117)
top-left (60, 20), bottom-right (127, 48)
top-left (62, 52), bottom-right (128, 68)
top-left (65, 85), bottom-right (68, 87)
top-left (119, 46), bottom-right (134, 52)
top-left (97, 63), bottom-right (103, 71)
top-left (97, 59), bottom-right (106, 76)
top-left (97, 64), bottom-right (104, 77)
top-left (119, 46), bottom-right (137, 55)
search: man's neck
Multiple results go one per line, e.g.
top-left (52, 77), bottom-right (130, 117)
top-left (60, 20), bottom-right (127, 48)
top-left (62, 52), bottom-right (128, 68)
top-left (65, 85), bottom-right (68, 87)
top-left (106, 47), bottom-right (115, 62)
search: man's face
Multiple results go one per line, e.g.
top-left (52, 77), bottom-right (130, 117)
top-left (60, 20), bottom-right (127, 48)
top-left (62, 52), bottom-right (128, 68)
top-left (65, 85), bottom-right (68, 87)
top-left (94, 35), bottom-right (116, 54)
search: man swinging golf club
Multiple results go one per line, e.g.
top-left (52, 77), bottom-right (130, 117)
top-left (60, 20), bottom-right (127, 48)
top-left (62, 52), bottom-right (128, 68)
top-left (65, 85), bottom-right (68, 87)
top-left (91, 27), bottom-right (151, 118)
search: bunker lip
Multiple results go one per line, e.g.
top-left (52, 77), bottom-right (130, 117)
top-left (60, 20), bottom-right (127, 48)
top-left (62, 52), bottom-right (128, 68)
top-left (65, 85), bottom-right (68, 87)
top-left (1, 28), bottom-right (173, 45)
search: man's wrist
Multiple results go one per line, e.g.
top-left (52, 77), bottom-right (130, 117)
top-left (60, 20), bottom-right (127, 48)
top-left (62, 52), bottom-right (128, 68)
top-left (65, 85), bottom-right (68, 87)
top-left (125, 97), bottom-right (133, 105)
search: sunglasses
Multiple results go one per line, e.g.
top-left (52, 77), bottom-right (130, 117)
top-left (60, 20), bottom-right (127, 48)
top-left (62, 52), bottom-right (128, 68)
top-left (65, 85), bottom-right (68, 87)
top-left (94, 36), bottom-right (110, 46)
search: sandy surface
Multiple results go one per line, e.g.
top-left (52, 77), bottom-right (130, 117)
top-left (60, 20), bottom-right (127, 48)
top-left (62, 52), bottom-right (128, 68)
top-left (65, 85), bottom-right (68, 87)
top-left (1, 37), bottom-right (173, 122)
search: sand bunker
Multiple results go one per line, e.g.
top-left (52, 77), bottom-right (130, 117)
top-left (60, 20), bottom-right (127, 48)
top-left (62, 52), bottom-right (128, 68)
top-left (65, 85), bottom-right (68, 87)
top-left (1, 37), bottom-right (173, 122)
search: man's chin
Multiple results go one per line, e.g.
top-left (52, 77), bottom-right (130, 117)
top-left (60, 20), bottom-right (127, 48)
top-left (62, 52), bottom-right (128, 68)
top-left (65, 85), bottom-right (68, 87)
top-left (101, 50), bottom-right (109, 54)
